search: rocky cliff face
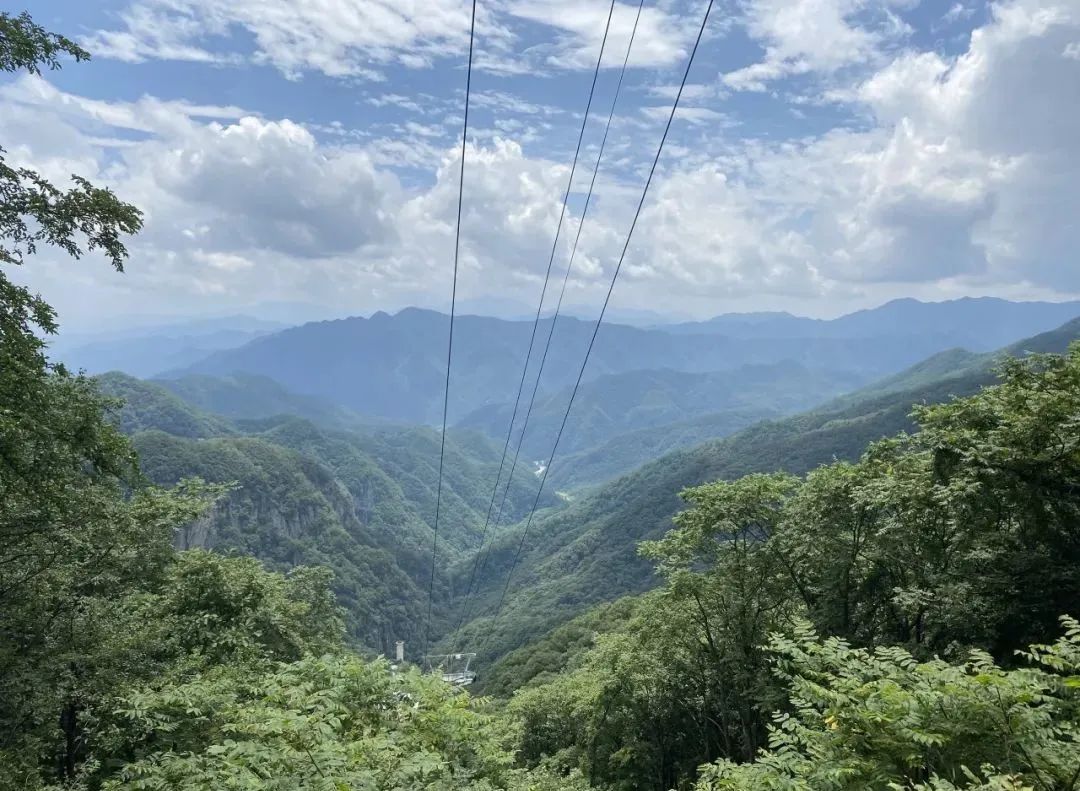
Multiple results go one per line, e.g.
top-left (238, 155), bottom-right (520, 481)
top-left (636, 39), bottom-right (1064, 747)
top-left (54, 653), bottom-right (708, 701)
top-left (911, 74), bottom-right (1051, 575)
top-left (139, 432), bottom-right (435, 653)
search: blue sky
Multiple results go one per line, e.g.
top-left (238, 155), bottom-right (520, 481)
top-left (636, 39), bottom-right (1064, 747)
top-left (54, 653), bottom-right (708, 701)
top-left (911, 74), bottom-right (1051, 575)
top-left (4, 0), bottom-right (1079, 329)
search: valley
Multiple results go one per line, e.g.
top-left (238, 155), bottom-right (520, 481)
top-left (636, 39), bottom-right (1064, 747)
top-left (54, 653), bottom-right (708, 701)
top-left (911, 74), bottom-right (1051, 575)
top-left (82, 306), bottom-right (1080, 667)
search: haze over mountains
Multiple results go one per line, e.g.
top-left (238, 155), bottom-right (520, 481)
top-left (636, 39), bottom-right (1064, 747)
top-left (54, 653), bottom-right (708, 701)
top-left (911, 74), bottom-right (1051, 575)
top-left (446, 315), bottom-right (1080, 666)
top-left (50, 298), bottom-right (1080, 485)
top-left (660, 297), bottom-right (1080, 346)
top-left (50, 296), bottom-right (1080, 788)
top-left (52, 297), bottom-right (1075, 423)
top-left (49, 315), bottom-right (286, 378)
top-left (79, 297), bottom-right (1080, 633)
top-left (12, 1), bottom-right (1080, 784)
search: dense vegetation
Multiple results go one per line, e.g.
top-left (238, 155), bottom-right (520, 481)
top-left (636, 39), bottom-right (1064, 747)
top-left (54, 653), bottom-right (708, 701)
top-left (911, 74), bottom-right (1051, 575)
top-left (96, 372), bottom-right (237, 438)
top-left (456, 363), bottom-right (865, 464)
top-left (0, 18), bottom-right (576, 789)
top-left (155, 371), bottom-right (375, 431)
top-left (93, 373), bottom-right (554, 652)
top-left (504, 344), bottom-right (1080, 790)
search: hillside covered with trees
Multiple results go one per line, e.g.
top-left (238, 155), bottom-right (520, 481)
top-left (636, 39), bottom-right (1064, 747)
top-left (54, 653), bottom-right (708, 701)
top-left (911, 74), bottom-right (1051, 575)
top-left (3, 10), bottom-right (1080, 791)
top-left (93, 372), bottom-right (556, 652)
top-left (445, 317), bottom-right (1080, 664)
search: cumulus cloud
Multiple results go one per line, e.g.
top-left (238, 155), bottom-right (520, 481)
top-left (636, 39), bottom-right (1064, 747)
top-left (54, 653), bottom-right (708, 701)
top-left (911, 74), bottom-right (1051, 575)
top-left (849, 0), bottom-right (1080, 288)
top-left (0, 76), bottom-right (603, 320)
top-left (139, 118), bottom-right (401, 257)
top-left (625, 0), bottom-right (1080, 301)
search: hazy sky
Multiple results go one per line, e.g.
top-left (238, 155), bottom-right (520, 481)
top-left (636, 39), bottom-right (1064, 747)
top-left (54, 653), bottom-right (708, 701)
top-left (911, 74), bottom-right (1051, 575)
top-left (4, 0), bottom-right (1079, 329)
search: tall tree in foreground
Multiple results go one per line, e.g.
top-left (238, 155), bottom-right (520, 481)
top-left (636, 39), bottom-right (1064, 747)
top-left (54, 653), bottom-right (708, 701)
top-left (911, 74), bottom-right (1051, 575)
top-left (0, 11), bottom-right (211, 785)
top-left (696, 619), bottom-right (1080, 790)
top-left (0, 16), bottom-right (586, 791)
top-left (0, 8), bottom-right (146, 622)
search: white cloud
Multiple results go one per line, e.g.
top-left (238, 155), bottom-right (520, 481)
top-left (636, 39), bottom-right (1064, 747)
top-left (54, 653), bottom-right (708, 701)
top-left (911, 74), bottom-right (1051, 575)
top-left (83, 0), bottom-right (693, 78)
top-left (0, 76), bottom-right (602, 320)
top-left (83, 0), bottom-right (496, 78)
top-left (472, 91), bottom-right (565, 117)
top-left (646, 83), bottom-right (718, 101)
top-left (507, 0), bottom-right (690, 69)
top-left (721, 0), bottom-right (911, 91)
top-left (940, 3), bottom-right (976, 26)
top-left (136, 117), bottom-right (401, 257)
top-left (623, 0), bottom-right (1080, 301)
top-left (848, 0), bottom-right (1080, 288)
top-left (81, 3), bottom-right (239, 67)
top-left (640, 105), bottom-right (732, 124)
top-left (628, 166), bottom-right (825, 295)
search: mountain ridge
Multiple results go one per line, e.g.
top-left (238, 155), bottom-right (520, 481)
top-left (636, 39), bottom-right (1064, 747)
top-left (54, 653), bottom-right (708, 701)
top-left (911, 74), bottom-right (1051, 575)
top-left (171, 298), bottom-right (1080, 426)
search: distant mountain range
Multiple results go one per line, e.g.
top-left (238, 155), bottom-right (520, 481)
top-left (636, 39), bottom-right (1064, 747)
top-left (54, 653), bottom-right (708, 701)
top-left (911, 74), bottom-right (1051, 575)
top-left (167, 298), bottom-right (1080, 426)
top-left (49, 315), bottom-right (286, 378)
top-left (91, 308), bottom-right (1080, 662)
top-left (662, 297), bottom-right (1080, 349)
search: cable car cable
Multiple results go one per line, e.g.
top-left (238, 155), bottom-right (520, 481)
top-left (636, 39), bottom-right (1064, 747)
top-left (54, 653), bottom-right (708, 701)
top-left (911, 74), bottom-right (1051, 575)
top-left (483, 0), bottom-right (647, 569)
top-left (481, 0), bottom-right (716, 643)
top-left (445, 0), bottom-right (619, 647)
top-left (424, 0), bottom-right (478, 651)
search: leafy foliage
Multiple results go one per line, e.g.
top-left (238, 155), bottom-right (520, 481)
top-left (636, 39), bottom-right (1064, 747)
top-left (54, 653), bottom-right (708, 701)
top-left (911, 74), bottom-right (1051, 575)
top-left (0, 10), bottom-right (88, 74)
top-left (696, 619), bottom-right (1080, 790)
top-left (6, 14), bottom-right (1080, 791)
top-left (100, 655), bottom-right (552, 791)
top-left (1, 8), bottom-right (140, 275)
top-left (505, 343), bottom-right (1080, 791)
top-left (478, 598), bottom-right (640, 698)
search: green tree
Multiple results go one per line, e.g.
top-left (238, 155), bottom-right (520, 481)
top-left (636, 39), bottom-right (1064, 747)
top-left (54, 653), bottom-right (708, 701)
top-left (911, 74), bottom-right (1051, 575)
top-left (696, 618), bottom-right (1080, 791)
top-left (1, 6), bottom-right (146, 619)
top-left (0, 12), bottom-right (186, 786)
top-left (510, 476), bottom-right (803, 791)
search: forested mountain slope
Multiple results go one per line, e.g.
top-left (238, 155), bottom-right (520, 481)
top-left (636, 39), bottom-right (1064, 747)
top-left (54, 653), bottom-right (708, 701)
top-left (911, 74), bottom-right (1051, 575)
top-left (96, 373), bottom-right (552, 651)
top-left (456, 363), bottom-right (867, 463)
top-left (547, 407), bottom-right (782, 492)
top-left (97, 371), bottom-right (237, 438)
top-left (503, 340), bottom-right (1080, 791)
top-left (155, 372), bottom-right (377, 431)
top-left (447, 317), bottom-right (1080, 663)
